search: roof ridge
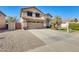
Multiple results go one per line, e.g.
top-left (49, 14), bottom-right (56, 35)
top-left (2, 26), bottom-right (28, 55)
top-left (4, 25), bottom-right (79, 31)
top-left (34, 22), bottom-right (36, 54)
top-left (0, 11), bottom-right (6, 16)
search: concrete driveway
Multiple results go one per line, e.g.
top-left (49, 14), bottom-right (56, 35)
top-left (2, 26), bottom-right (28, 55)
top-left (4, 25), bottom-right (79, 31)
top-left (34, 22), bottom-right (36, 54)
top-left (28, 29), bottom-right (79, 52)
top-left (0, 30), bottom-right (45, 52)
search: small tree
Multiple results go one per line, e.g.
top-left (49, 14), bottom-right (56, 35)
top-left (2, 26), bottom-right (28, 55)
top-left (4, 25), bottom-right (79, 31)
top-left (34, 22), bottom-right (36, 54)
top-left (6, 16), bottom-right (16, 30)
top-left (6, 16), bottom-right (16, 23)
top-left (74, 18), bottom-right (78, 22)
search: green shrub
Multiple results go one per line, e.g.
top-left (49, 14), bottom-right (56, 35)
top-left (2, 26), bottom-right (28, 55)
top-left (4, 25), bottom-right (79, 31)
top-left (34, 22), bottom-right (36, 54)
top-left (69, 23), bottom-right (79, 30)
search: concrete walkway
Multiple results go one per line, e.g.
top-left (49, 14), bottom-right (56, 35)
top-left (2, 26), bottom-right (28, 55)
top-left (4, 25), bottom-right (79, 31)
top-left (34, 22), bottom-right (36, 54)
top-left (28, 29), bottom-right (79, 52)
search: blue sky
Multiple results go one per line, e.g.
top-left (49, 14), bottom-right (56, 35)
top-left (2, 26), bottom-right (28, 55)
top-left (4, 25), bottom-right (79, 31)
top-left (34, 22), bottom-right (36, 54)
top-left (0, 6), bottom-right (79, 20)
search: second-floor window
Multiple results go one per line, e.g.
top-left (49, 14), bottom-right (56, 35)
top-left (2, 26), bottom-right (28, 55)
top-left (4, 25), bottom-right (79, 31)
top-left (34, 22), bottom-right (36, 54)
top-left (27, 11), bottom-right (32, 16)
top-left (35, 13), bottom-right (40, 17)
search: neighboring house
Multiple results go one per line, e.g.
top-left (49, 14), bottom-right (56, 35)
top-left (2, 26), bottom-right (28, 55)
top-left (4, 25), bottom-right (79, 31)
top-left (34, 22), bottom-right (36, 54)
top-left (0, 11), bottom-right (6, 29)
top-left (20, 7), bottom-right (52, 29)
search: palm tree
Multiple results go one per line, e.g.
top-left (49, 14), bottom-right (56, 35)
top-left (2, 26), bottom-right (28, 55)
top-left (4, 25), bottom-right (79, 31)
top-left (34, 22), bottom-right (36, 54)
top-left (52, 16), bottom-right (62, 29)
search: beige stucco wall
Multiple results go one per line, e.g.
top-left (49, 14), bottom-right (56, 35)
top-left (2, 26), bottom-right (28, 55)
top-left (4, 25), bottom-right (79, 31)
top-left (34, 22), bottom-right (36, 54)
top-left (8, 22), bottom-right (15, 30)
top-left (21, 8), bottom-right (44, 19)
top-left (0, 14), bottom-right (6, 29)
top-left (20, 7), bottom-right (52, 29)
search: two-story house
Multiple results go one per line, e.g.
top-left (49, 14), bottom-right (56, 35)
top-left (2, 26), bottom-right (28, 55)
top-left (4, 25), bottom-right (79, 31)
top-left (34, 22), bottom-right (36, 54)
top-left (20, 7), bottom-right (52, 29)
top-left (0, 11), bottom-right (6, 29)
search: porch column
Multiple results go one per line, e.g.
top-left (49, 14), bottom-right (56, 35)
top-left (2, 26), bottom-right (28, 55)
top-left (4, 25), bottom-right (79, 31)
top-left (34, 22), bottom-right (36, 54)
top-left (23, 20), bottom-right (27, 30)
top-left (20, 17), bottom-right (24, 30)
top-left (21, 19), bottom-right (27, 30)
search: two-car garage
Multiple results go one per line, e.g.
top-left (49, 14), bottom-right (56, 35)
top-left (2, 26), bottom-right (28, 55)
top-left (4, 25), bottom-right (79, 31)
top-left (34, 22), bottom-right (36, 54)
top-left (27, 20), bottom-right (45, 29)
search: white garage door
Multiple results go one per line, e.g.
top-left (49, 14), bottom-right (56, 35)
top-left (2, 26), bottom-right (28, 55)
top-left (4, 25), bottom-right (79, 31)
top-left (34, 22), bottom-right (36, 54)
top-left (27, 22), bottom-right (44, 29)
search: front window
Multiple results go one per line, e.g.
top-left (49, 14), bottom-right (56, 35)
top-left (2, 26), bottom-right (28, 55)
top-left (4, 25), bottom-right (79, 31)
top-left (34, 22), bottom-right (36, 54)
top-left (27, 11), bottom-right (32, 16)
top-left (35, 13), bottom-right (40, 17)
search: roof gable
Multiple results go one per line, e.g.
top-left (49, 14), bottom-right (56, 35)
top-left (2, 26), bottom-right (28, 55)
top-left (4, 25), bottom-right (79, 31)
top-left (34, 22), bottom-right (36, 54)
top-left (21, 7), bottom-right (45, 14)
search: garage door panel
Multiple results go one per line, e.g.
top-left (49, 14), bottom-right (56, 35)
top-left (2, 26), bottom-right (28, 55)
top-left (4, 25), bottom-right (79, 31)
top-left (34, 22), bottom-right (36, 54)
top-left (27, 23), bottom-right (44, 29)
